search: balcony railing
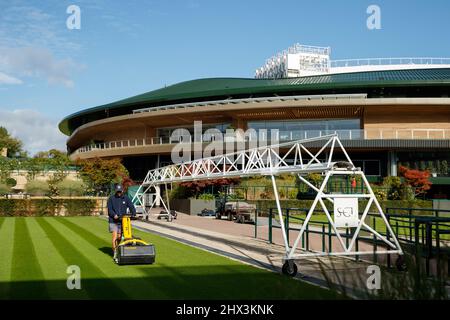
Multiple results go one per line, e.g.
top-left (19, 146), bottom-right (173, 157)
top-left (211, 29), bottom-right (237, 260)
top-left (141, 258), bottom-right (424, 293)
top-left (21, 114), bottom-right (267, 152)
top-left (72, 128), bottom-right (450, 155)
top-left (330, 57), bottom-right (450, 68)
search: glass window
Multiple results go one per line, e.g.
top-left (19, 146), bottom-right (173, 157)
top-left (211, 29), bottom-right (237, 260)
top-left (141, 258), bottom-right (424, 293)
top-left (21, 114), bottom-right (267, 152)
top-left (364, 160), bottom-right (380, 176)
top-left (248, 118), bottom-right (360, 141)
top-left (353, 160), bottom-right (364, 170)
top-left (157, 123), bottom-right (230, 142)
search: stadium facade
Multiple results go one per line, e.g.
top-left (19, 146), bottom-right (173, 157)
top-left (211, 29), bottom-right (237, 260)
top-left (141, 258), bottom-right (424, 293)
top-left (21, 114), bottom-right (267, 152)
top-left (59, 44), bottom-right (450, 198)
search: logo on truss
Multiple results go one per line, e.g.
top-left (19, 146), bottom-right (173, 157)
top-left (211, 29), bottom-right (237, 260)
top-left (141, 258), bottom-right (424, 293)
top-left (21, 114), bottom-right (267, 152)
top-left (334, 198), bottom-right (359, 228)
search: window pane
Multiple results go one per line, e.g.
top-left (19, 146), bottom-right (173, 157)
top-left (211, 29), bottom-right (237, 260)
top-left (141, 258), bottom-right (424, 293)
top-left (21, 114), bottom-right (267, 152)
top-left (364, 160), bottom-right (380, 176)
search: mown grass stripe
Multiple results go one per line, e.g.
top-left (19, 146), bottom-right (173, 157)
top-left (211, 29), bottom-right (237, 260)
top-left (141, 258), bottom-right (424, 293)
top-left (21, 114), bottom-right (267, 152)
top-left (0, 218), bottom-right (14, 299)
top-left (36, 218), bottom-right (128, 299)
top-left (5, 217), bottom-right (338, 299)
top-left (10, 218), bottom-right (49, 299)
top-left (63, 217), bottom-right (341, 299)
top-left (26, 218), bottom-right (90, 299)
top-left (57, 217), bottom-right (111, 249)
top-left (55, 217), bottom-right (173, 299)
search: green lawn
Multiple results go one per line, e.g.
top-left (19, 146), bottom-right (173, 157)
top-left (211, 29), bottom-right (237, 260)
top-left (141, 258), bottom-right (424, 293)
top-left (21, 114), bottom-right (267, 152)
top-left (0, 216), bottom-right (337, 300)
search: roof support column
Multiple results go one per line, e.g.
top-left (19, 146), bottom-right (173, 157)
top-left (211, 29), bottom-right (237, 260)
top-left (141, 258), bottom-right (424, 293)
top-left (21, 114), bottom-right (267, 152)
top-left (388, 150), bottom-right (398, 176)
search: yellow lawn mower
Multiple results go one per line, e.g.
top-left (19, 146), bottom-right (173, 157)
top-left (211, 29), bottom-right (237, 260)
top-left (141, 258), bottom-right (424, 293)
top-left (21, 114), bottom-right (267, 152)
top-left (114, 214), bottom-right (156, 265)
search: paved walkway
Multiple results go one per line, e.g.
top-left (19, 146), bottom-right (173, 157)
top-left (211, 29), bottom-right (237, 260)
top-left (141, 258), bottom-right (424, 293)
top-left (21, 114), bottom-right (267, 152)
top-left (131, 210), bottom-right (380, 295)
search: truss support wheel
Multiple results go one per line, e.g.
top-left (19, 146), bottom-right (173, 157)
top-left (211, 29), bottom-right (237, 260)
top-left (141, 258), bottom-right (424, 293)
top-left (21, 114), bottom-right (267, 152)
top-left (282, 261), bottom-right (298, 277)
top-left (395, 255), bottom-right (407, 271)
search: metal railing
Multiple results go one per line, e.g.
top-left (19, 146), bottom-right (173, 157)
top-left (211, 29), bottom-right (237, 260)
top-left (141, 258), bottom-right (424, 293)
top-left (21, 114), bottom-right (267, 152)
top-left (330, 57), bottom-right (450, 68)
top-left (265, 207), bottom-right (450, 276)
top-left (72, 128), bottom-right (450, 155)
top-left (74, 137), bottom-right (169, 154)
top-left (266, 128), bottom-right (450, 141)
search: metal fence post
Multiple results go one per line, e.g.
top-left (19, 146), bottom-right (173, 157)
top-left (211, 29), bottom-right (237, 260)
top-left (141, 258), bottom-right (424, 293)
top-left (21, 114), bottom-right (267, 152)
top-left (306, 224), bottom-right (309, 251)
top-left (302, 224), bottom-right (305, 249)
top-left (426, 221), bottom-right (432, 276)
top-left (436, 221), bottom-right (441, 277)
top-left (268, 208), bottom-right (273, 244)
top-left (254, 209), bottom-right (258, 238)
top-left (322, 224), bottom-right (325, 252)
top-left (285, 208), bottom-right (290, 245)
top-left (414, 220), bottom-right (421, 275)
top-left (409, 214), bottom-right (413, 242)
top-left (387, 215), bottom-right (391, 268)
top-left (373, 216), bottom-right (378, 264)
top-left (328, 221), bottom-right (332, 253)
top-left (345, 228), bottom-right (349, 249)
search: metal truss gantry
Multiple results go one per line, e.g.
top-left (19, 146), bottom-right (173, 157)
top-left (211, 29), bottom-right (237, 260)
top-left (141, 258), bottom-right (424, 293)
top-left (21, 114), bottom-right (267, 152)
top-left (132, 134), bottom-right (403, 272)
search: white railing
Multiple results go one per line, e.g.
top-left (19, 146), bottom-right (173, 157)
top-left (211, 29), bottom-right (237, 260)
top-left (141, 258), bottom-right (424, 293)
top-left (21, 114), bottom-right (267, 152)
top-left (74, 137), bottom-right (167, 154)
top-left (72, 128), bottom-right (450, 155)
top-left (330, 57), bottom-right (450, 68)
top-left (272, 128), bottom-right (450, 141)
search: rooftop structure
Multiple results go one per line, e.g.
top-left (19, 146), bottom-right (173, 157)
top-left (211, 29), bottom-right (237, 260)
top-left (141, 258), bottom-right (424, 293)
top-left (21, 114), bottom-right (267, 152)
top-left (255, 43), bottom-right (450, 79)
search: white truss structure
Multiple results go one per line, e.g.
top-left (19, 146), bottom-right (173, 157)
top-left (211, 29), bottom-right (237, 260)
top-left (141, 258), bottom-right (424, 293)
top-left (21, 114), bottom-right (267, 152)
top-left (132, 134), bottom-right (403, 263)
top-left (255, 43), bottom-right (331, 79)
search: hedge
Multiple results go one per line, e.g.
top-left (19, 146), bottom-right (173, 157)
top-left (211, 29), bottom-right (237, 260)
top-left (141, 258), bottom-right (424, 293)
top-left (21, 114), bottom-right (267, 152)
top-left (0, 183), bottom-right (10, 195)
top-left (248, 199), bottom-right (434, 215)
top-left (0, 198), bottom-right (97, 217)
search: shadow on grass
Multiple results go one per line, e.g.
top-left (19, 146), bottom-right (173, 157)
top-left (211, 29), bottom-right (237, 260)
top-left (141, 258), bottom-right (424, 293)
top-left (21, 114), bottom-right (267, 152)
top-left (316, 251), bottom-right (449, 300)
top-left (0, 265), bottom-right (342, 300)
top-left (99, 247), bottom-right (114, 257)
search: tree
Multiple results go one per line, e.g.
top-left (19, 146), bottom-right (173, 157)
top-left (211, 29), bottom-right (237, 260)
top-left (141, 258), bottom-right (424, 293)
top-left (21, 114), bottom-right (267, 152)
top-left (75, 157), bottom-right (129, 194)
top-left (47, 170), bottom-right (68, 198)
top-left (57, 179), bottom-right (87, 196)
top-left (35, 149), bottom-right (69, 160)
top-left (0, 127), bottom-right (23, 157)
top-left (399, 166), bottom-right (432, 197)
top-left (382, 176), bottom-right (403, 200)
top-left (121, 175), bottom-right (135, 192)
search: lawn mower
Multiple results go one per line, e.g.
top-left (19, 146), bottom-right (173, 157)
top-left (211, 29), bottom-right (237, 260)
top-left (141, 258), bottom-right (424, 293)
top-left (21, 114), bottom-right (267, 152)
top-left (114, 213), bottom-right (156, 265)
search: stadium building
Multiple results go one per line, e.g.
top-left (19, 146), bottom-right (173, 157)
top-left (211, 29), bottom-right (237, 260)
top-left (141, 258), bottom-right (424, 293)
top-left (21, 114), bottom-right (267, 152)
top-left (59, 44), bottom-right (450, 197)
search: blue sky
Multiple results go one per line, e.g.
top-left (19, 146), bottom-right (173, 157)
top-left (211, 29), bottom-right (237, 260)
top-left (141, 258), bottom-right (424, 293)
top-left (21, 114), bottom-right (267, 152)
top-left (1, 0), bottom-right (450, 154)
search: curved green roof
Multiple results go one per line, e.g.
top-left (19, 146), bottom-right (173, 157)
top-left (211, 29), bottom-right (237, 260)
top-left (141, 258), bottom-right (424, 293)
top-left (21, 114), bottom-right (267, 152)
top-left (59, 68), bottom-right (450, 135)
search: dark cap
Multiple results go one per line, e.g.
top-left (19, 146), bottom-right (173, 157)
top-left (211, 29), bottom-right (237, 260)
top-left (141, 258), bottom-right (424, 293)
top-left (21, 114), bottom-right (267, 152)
top-left (115, 184), bottom-right (123, 192)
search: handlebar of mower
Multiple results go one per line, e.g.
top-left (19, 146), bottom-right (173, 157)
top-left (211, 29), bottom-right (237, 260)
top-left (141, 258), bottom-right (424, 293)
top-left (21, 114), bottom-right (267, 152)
top-left (121, 213), bottom-right (138, 220)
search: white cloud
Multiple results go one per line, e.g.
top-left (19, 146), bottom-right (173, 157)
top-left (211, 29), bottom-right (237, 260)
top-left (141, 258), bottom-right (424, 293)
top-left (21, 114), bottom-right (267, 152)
top-left (0, 3), bottom-right (81, 54)
top-left (0, 109), bottom-right (67, 156)
top-left (0, 72), bottom-right (22, 85)
top-left (0, 3), bottom-right (83, 87)
top-left (0, 46), bottom-right (80, 87)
